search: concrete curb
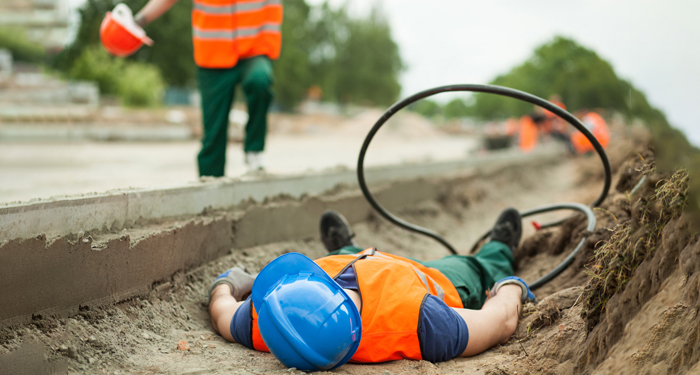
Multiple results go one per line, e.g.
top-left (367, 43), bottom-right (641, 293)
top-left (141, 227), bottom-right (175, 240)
top-left (0, 147), bottom-right (558, 242)
top-left (0, 147), bottom-right (561, 326)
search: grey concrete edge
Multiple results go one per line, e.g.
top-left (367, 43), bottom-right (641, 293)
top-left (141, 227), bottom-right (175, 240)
top-left (0, 147), bottom-right (559, 242)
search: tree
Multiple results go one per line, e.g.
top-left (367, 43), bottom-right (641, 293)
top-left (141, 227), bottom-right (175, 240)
top-left (54, 0), bottom-right (404, 109)
top-left (331, 8), bottom-right (403, 106)
top-left (470, 37), bottom-right (638, 120)
top-left (443, 98), bottom-right (470, 119)
top-left (469, 36), bottom-right (700, 217)
top-left (0, 27), bottom-right (46, 63)
top-left (272, 0), bottom-right (312, 110)
top-left (53, 0), bottom-right (195, 87)
top-left (408, 99), bottom-right (441, 118)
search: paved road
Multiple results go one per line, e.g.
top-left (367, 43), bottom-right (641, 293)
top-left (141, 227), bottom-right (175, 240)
top-left (0, 133), bottom-right (478, 204)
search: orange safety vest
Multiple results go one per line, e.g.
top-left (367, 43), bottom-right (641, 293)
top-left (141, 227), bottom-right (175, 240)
top-left (251, 249), bottom-right (463, 362)
top-left (571, 112), bottom-right (609, 154)
top-left (518, 115), bottom-right (538, 153)
top-left (191, 0), bottom-right (283, 68)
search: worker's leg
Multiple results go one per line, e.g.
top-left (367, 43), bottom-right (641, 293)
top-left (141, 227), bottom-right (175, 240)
top-left (239, 56), bottom-right (274, 153)
top-left (423, 240), bottom-right (514, 309)
top-left (197, 66), bottom-right (240, 177)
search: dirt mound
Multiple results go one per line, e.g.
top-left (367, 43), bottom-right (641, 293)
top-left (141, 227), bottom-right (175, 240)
top-left (511, 141), bottom-right (700, 374)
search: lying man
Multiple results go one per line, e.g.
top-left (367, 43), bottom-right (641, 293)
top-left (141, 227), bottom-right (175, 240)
top-left (208, 208), bottom-right (535, 371)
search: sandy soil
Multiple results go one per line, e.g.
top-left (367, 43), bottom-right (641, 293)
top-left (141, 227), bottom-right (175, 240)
top-left (2, 129), bottom-right (699, 375)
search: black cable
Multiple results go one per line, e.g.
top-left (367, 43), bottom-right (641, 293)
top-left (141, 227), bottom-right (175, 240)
top-left (356, 84), bottom-right (611, 287)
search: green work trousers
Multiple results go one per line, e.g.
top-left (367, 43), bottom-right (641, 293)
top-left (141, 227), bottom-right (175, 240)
top-left (327, 240), bottom-right (514, 309)
top-left (197, 56), bottom-right (274, 177)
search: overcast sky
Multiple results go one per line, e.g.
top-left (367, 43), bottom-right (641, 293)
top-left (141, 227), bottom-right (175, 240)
top-left (70, 0), bottom-right (700, 146)
top-left (309, 0), bottom-right (699, 146)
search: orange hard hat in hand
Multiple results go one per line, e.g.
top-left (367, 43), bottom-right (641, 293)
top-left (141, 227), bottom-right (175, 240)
top-left (100, 4), bottom-right (153, 57)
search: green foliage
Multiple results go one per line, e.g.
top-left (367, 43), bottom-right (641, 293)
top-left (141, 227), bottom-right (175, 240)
top-left (273, 1), bottom-right (403, 108)
top-left (408, 98), bottom-right (471, 119)
top-left (273, 0), bottom-right (312, 110)
top-left (331, 9), bottom-right (403, 106)
top-left (69, 45), bottom-right (124, 94)
top-left (409, 99), bottom-right (441, 118)
top-left (56, 0), bottom-right (403, 109)
top-left (443, 98), bottom-right (471, 119)
top-left (118, 61), bottom-right (164, 107)
top-left (53, 0), bottom-right (194, 87)
top-left (69, 46), bottom-right (164, 107)
top-left (0, 27), bottom-right (46, 63)
top-left (470, 36), bottom-right (645, 120)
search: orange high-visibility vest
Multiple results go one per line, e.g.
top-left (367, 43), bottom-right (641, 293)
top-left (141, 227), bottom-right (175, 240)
top-left (518, 115), bottom-right (538, 153)
top-left (571, 112), bottom-right (609, 154)
top-left (192, 0), bottom-right (283, 68)
top-left (251, 249), bottom-right (463, 362)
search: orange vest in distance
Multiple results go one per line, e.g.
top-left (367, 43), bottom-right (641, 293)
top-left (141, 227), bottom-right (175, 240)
top-left (571, 112), bottom-right (610, 154)
top-left (518, 115), bottom-right (538, 153)
top-left (251, 250), bottom-right (463, 362)
top-left (192, 0), bottom-right (283, 68)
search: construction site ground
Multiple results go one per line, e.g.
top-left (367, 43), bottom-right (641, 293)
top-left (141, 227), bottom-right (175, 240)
top-left (0, 109), bottom-right (476, 205)
top-left (1, 110), bottom-right (698, 375)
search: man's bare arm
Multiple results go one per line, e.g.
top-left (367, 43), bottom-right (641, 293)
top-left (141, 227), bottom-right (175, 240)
top-left (208, 284), bottom-right (246, 343)
top-left (452, 284), bottom-right (523, 356)
top-left (134, 0), bottom-right (180, 27)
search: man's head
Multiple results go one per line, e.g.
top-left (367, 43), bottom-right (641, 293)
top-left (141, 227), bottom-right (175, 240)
top-left (252, 253), bottom-right (362, 371)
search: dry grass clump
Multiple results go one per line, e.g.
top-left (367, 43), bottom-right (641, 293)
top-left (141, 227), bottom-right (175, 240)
top-left (582, 168), bottom-right (689, 330)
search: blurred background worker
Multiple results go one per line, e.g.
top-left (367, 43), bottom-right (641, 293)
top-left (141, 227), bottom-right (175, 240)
top-left (518, 114), bottom-right (539, 153)
top-left (543, 94), bottom-right (569, 142)
top-left (131, 0), bottom-right (282, 175)
top-left (570, 110), bottom-right (610, 155)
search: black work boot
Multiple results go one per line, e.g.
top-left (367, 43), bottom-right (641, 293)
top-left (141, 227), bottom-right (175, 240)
top-left (319, 210), bottom-right (357, 252)
top-left (489, 208), bottom-right (522, 252)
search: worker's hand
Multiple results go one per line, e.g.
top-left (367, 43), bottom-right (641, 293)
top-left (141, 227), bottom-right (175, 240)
top-left (490, 276), bottom-right (536, 304)
top-left (209, 267), bottom-right (257, 302)
top-left (111, 4), bottom-right (149, 37)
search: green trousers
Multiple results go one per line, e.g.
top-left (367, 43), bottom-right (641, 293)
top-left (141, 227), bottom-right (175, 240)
top-left (197, 56), bottom-right (274, 177)
top-left (327, 241), bottom-right (514, 309)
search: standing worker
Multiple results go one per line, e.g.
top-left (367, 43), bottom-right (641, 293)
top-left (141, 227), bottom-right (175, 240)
top-left (208, 209), bottom-right (536, 371)
top-left (570, 110), bottom-right (610, 155)
top-left (103, 0), bottom-right (282, 175)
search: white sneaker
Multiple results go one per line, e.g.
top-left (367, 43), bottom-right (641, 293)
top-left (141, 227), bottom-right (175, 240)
top-left (245, 151), bottom-right (265, 173)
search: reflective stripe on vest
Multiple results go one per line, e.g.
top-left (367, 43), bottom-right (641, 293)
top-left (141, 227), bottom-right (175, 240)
top-left (251, 250), bottom-right (463, 362)
top-left (192, 0), bottom-right (283, 68)
top-left (360, 249), bottom-right (446, 301)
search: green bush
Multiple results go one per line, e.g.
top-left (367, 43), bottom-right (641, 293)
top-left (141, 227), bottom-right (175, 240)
top-left (118, 62), bottom-right (164, 107)
top-left (69, 46), bottom-right (164, 107)
top-left (69, 45), bottom-right (124, 95)
top-left (0, 27), bottom-right (46, 63)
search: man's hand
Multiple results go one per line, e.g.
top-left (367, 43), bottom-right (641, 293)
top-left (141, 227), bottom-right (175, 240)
top-left (490, 276), bottom-right (537, 303)
top-left (209, 267), bottom-right (256, 302)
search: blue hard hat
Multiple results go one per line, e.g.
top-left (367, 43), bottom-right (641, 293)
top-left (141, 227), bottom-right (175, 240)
top-left (252, 253), bottom-right (362, 371)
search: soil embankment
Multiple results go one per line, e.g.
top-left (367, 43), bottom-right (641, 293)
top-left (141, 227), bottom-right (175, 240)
top-left (1, 130), bottom-right (698, 374)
